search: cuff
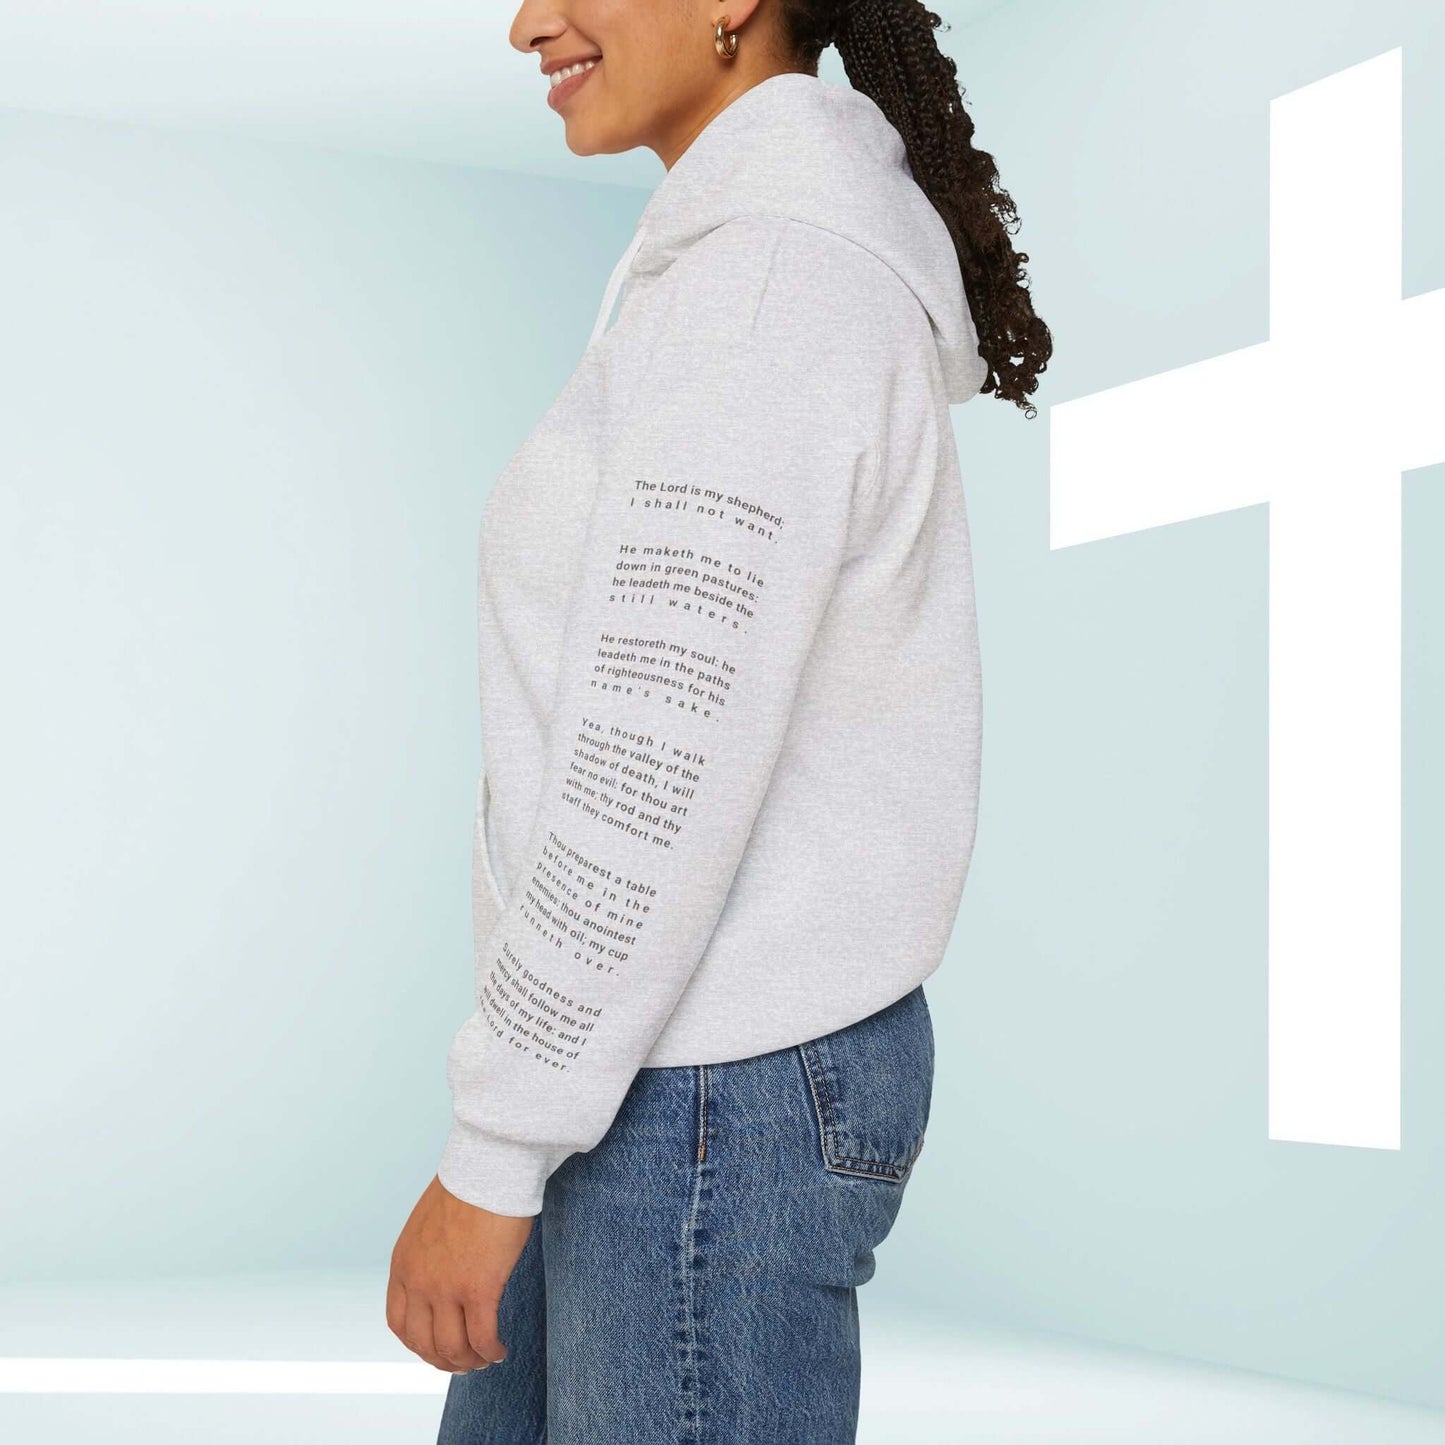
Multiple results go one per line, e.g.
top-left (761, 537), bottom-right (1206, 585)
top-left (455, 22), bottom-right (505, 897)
top-left (436, 1116), bottom-right (554, 1218)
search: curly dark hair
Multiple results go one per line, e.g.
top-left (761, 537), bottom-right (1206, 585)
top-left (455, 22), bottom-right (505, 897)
top-left (778, 0), bottom-right (1052, 417)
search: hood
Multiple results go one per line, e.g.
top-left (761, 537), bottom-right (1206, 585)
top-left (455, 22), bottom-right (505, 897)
top-left (586, 71), bottom-right (989, 405)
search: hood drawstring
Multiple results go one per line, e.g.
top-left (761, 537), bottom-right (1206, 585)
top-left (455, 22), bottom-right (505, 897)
top-left (587, 226), bottom-right (648, 351)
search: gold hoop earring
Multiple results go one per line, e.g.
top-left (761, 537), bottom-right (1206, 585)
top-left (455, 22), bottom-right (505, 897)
top-left (714, 16), bottom-right (739, 59)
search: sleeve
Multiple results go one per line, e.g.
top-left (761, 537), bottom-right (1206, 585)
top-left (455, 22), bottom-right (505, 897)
top-left (437, 218), bottom-right (888, 1216)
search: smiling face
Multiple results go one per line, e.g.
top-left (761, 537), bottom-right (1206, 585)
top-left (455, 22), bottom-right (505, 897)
top-left (510, 0), bottom-right (786, 169)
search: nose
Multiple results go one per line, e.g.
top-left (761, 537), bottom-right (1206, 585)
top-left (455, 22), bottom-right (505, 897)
top-left (509, 1), bottom-right (567, 57)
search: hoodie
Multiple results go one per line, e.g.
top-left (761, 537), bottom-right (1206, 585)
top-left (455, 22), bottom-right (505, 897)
top-left (439, 71), bottom-right (988, 1217)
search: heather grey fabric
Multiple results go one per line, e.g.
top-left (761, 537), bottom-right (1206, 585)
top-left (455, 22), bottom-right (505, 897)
top-left (439, 72), bottom-right (987, 1216)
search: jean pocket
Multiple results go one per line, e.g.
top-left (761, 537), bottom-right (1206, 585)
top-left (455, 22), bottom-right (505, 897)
top-left (796, 984), bottom-right (935, 1183)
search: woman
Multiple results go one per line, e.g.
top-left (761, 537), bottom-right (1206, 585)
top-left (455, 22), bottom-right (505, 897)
top-left (390, 1), bottom-right (1050, 1439)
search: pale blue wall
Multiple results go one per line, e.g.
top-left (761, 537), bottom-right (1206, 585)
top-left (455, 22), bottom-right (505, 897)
top-left (3, 0), bottom-right (1444, 1414)
top-left (0, 107), bottom-right (645, 1282)
top-left (893, 0), bottom-right (1445, 1413)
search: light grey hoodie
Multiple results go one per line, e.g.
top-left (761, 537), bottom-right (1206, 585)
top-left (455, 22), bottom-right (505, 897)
top-left (439, 71), bottom-right (988, 1216)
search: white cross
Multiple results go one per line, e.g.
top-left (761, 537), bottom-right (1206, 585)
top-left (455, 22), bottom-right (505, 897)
top-left (1049, 46), bottom-right (1444, 1150)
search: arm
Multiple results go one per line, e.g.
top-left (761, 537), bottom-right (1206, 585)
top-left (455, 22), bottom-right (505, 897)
top-left (438, 218), bottom-right (888, 1216)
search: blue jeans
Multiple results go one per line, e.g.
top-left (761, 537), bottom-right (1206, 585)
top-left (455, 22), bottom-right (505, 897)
top-left (436, 983), bottom-right (935, 1445)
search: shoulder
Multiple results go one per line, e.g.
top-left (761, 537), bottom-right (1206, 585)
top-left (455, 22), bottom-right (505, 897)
top-left (600, 216), bottom-right (937, 462)
top-left (657, 214), bottom-right (930, 353)
top-left (625, 216), bottom-right (933, 423)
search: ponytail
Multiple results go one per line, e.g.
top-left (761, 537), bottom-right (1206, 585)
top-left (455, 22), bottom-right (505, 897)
top-left (782, 0), bottom-right (1053, 417)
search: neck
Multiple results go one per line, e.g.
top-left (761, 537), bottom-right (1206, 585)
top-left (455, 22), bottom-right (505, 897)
top-left (655, 66), bottom-right (811, 171)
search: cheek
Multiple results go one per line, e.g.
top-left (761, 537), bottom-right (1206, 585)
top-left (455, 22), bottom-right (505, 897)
top-left (585, 58), bottom-right (651, 132)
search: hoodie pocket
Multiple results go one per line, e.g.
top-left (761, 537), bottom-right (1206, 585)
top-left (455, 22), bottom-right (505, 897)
top-left (796, 984), bottom-right (935, 1182)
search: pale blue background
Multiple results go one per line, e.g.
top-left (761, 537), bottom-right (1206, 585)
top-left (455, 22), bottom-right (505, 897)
top-left (3, 0), bottom-right (1444, 1430)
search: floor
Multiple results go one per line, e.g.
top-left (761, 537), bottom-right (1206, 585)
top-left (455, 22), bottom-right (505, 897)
top-left (1, 1272), bottom-right (1442, 1443)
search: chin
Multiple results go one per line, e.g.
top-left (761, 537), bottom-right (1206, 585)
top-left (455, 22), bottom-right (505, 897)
top-left (564, 125), bottom-right (630, 159)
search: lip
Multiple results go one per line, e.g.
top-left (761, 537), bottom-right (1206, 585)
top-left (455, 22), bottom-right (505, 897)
top-left (546, 58), bottom-right (600, 112)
